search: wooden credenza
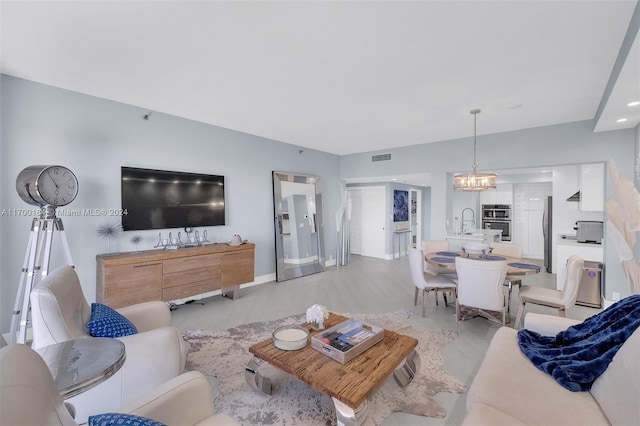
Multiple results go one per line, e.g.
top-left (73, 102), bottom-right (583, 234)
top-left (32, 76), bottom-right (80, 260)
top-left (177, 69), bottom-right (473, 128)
top-left (96, 243), bottom-right (255, 308)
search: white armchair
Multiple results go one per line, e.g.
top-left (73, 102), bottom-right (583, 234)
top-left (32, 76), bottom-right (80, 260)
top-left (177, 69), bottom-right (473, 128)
top-left (0, 344), bottom-right (238, 426)
top-left (29, 265), bottom-right (188, 422)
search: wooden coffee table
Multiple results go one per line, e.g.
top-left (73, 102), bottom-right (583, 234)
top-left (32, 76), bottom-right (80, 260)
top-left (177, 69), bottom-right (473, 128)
top-left (246, 313), bottom-right (419, 425)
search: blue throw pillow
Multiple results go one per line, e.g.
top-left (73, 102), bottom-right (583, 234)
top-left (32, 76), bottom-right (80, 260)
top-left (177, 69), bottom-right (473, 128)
top-left (88, 413), bottom-right (166, 426)
top-left (87, 303), bottom-right (138, 338)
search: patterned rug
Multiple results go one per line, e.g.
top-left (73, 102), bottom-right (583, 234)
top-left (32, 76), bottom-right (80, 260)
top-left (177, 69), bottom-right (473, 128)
top-left (183, 312), bottom-right (467, 425)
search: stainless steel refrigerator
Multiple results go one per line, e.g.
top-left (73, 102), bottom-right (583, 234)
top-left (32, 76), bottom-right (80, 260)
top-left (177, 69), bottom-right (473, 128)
top-left (543, 196), bottom-right (552, 273)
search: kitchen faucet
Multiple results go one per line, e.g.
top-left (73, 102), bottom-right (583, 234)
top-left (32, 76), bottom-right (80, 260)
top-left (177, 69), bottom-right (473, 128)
top-left (461, 208), bottom-right (475, 234)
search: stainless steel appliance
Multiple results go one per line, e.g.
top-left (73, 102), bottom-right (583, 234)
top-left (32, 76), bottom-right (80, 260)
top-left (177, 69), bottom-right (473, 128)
top-left (543, 196), bottom-right (552, 273)
top-left (575, 221), bottom-right (604, 244)
top-left (482, 204), bottom-right (511, 219)
top-left (482, 204), bottom-right (512, 241)
top-left (576, 261), bottom-right (603, 308)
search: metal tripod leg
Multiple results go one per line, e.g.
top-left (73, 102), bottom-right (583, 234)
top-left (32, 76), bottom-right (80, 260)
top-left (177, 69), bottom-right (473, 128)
top-left (10, 214), bottom-right (74, 344)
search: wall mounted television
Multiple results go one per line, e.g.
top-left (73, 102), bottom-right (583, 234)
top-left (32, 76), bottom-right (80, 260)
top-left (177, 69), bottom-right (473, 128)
top-left (121, 166), bottom-right (225, 231)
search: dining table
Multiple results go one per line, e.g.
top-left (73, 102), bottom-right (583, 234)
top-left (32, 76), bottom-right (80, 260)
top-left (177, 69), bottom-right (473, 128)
top-left (424, 250), bottom-right (542, 276)
top-left (424, 250), bottom-right (542, 324)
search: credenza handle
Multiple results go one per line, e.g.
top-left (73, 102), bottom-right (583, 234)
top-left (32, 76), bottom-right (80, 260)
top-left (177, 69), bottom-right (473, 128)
top-left (133, 263), bottom-right (161, 268)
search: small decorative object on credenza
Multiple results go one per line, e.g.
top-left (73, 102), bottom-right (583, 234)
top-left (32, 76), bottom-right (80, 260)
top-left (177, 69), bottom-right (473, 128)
top-left (129, 235), bottom-right (142, 252)
top-left (154, 229), bottom-right (210, 250)
top-left (183, 227), bottom-right (210, 247)
top-left (306, 304), bottom-right (329, 330)
top-left (228, 234), bottom-right (247, 246)
top-left (154, 232), bottom-right (180, 250)
top-left (96, 222), bottom-right (123, 253)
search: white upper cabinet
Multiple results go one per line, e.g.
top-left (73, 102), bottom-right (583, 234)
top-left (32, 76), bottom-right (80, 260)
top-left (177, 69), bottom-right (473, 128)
top-left (580, 163), bottom-right (604, 212)
top-left (480, 184), bottom-right (513, 205)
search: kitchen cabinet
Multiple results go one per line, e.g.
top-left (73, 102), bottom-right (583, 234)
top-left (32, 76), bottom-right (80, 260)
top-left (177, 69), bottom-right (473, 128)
top-left (556, 238), bottom-right (603, 290)
top-left (480, 184), bottom-right (513, 206)
top-left (580, 163), bottom-right (604, 212)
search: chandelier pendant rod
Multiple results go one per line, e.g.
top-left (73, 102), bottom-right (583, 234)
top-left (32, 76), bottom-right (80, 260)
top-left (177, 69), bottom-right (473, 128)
top-left (471, 108), bottom-right (480, 175)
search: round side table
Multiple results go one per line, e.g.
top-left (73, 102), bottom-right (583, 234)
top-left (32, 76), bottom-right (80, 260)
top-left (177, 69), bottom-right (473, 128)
top-left (35, 337), bottom-right (126, 398)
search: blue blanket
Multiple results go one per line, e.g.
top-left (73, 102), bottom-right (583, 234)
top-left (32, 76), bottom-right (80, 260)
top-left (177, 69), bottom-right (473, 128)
top-left (517, 294), bottom-right (640, 392)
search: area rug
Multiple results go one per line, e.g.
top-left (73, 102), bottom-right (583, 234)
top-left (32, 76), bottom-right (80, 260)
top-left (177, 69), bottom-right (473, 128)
top-left (183, 312), bottom-right (467, 425)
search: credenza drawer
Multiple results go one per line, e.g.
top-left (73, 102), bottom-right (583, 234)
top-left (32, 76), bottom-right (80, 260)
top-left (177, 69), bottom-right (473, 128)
top-left (102, 262), bottom-right (162, 308)
top-left (162, 278), bottom-right (221, 301)
top-left (162, 265), bottom-right (220, 288)
top-left (163, 253), bottom-right (220, 274)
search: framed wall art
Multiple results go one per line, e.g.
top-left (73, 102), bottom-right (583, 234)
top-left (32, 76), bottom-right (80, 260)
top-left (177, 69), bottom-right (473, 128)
top-left (393, 189), bottom-right (409, 222)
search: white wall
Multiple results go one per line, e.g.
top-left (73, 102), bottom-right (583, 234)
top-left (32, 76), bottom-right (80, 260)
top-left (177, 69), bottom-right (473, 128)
top-left (0, 75), bottom-right (341, 333)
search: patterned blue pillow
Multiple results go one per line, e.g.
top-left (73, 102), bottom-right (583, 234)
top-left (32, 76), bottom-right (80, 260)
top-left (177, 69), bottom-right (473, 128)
top-left (88, 413), bottom-right (166, 426)
top-left (87, 303), bottom-right (138, 338)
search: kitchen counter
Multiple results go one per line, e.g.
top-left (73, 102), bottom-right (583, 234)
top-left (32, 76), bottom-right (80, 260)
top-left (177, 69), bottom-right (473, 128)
top-left (445, 229), bottom-right (502, 251)
top-left (557, 237), bottom-right (603, 246)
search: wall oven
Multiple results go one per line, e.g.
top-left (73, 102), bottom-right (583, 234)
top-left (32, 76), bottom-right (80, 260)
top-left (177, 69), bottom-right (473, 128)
top-left (482, 204), bottom-right (511, 220)
top-left (482, 219), bottom-right (511, 241)
top-left (482, 204), bottom-right (511, 241)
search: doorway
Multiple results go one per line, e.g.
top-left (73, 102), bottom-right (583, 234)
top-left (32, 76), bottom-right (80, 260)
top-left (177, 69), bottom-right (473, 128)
top-left (410, 189), bottom-right (422, 248)
top-left (348, 187), bottom-right (386, 259)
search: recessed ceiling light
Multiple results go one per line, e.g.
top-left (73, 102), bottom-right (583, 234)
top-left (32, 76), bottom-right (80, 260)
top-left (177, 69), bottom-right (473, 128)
top-left (616, 118), bottom-right (628, 123)
top-left (628, 101), bottom-right (640, 107)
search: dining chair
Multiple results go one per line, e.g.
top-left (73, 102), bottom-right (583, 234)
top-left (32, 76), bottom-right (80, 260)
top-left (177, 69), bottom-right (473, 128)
top-left (489, 242), bottom-right (524, 312)
top-left (421, 240), bottom-right (457, 277)
top-left (408, 247), bottom-right (457, 317)
top-left (513, 255), bottom-right (584, 329)
top-left (454, 256), bottom-right (507, 333)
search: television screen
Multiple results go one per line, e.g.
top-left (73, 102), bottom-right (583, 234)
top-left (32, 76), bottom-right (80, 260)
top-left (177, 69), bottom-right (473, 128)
top-left (121, 167), bottom-right (225, 231)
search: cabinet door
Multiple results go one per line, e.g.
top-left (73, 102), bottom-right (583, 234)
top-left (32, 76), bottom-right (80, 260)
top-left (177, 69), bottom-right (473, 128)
top-left (580, 163), bottom-right (604, 212)
top-left (495, 184), bottom-right (513, 205)
top-left (221, 249), bottom-right (255, 286)
top-left (102, 262), bottom-right (162, 308)
top-left (480, 188), bottom-right (497, 205)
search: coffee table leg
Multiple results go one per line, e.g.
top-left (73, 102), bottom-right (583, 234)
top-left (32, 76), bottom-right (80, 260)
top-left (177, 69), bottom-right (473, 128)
top-left (332, 397), bottom-right (367, 426)
top-left (245, 356), bottom-right (272, 395)
top-left (393, 349), bottom-right (421, 387)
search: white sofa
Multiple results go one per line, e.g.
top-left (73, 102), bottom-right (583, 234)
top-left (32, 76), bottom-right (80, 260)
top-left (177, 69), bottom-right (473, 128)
top-left (463, 313), bottom-right (640, 425)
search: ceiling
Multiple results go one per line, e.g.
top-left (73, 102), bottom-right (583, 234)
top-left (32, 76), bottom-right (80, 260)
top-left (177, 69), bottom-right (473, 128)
top-left (1, 1), bottom-right (639, 161)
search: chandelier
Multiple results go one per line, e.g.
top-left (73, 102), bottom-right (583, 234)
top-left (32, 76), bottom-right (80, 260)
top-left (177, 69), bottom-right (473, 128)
top-left (453, 109), bottom-right (497, 191)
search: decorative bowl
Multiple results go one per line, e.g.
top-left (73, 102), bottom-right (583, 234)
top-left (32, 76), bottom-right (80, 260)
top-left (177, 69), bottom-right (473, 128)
top-left (462, 243), bottom-right (490, 256)
top-left (272, 325), bottom-right (309, 351)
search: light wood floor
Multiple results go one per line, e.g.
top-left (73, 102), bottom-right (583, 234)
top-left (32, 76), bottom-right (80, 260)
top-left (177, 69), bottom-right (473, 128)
top-left (170, 254), bottom-right (599, 426)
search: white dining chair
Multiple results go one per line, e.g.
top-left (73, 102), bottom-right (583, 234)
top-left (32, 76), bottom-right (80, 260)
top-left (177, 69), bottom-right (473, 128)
top-left (408, 247), bottom-right (457, 317)
top-left (489, 242), bottom-right (524, 312)
top-left (513, 255), bottom-right (584, 329)
top-left (454, 256), bottom-right (507, 333)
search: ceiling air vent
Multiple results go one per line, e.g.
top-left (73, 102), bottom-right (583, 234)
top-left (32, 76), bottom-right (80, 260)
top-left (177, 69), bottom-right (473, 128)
top-left (371, 153), bottom-right (392, 162)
